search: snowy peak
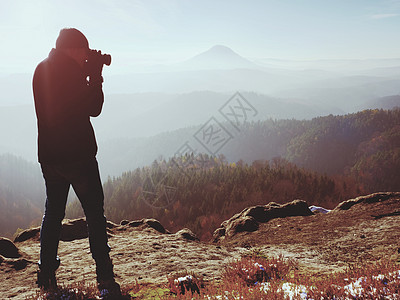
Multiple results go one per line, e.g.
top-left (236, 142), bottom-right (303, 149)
top-left (181, 45), bottom-right (258, 70)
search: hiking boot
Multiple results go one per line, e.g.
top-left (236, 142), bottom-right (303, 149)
top-left (95, 256), bottom-right (122, 298)
top-left (36, 269), bottom-right (57, 290)
top-left (98, 278), bottom-right (122, 299)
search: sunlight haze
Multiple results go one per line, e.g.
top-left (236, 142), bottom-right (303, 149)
top-left (1, 0), bottom-right (400, 74)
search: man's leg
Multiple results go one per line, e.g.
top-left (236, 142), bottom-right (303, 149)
top-left (67, 158), bottom-right (120, 296)
top-left (38, 164), bottom-right (70, 289)
top-left (69, 159), bottom-right (110, 261)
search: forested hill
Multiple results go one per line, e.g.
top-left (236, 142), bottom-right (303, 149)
top-left (210, 108), bottom-right (400, 186)
top-left (283, 108), bottom-right (400, 191)
top-left (100, 108), bottom-right (400, 192)
top-left (0, 154), bottom-right (44, 237)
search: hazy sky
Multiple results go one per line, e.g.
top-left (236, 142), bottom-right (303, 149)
top-left (1, 0), bottom-right (400, 74)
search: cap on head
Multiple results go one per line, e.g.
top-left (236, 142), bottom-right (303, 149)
top-left (56, 28), bottom-right (89, 49)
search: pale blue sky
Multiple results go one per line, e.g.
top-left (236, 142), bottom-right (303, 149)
top-left (1, 0), bottom-right (400, 74)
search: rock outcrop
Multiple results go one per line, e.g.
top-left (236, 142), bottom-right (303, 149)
top-left (224, 216), bottom-right (259, 237)
top-left (213, 200), bottom-right (313, 241)
top-left (14, 227), bottom-right (40, 243)
top-left (120, 220), bottom-right (130, 226)
top-left (0, 255), bottom-right (30, 270)
top-left (0, 237), bottom-right (21, 258)
top-left (60, 218), bottom-right (117, 241)
top-left (175, 228), bottom-right (199, 241)
top-left (0, 238), bottom-right (30, 271)
top-left (60, 218), bottom-right (90, 241)
top-left (334, 192), bottom-right (400, 211)
top-left (14, 218), bottom-right (118, 243)
top-left (127, 218), bottom-right (167, 234)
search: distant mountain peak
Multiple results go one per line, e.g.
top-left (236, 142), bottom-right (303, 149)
top-left (207, 44), bottom-right (238, 54)
top-left (181, 44), bottom-right (257, 70)
top-left (210, 44), bottom-right (231, 49)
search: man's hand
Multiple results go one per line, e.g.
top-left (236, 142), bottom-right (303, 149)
top-left (85, 50), bottom-right (104, 84)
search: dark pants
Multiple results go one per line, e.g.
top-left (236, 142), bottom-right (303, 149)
top-left (39, 157), bottom-right (110, 272)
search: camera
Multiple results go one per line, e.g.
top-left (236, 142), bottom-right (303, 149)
top-left (88, 49), bottom-right (111, 66)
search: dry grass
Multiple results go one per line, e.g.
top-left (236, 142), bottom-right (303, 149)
top-left (30, 255), bottom-right (400, 299)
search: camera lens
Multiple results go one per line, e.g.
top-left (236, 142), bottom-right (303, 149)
top-left (102, 54), bottom-right (111, 66)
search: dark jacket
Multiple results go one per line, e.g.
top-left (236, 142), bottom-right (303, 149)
top-left (33, 48), bottom-right (104, 164)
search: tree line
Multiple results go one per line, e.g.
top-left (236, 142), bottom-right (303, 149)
top-left (0, 154), bottom-right (44, 237)
top-left (66, 155), bottom-right (363, 240)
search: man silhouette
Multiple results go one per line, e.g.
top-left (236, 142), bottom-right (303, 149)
top-left (32, 28), bottom-right (120, 297)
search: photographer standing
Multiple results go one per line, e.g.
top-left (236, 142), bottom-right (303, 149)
top-left (32, 28), bottom-right (120, 297)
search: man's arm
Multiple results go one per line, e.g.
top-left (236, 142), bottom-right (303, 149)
top-left (83, 53), bottom-right (105, 117)
top-left (85, 77), bottom-right (104, 117)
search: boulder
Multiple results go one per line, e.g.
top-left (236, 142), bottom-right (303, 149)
top-left (225, 216), bottom-right (259, 237)
top-left (120, 220), bottom-right (130, 226)
top-left (60, 218), bottom-right (117, 241)
top-left (0, 255), bottom-right (29, 270)
top-left (128, 218), bottom-right (167, 234)
top-left (244, 205), bottom-right (272, 222)
top-left (334, 192), bottom-right (400, 211)
top-left (213, 199), bottom-right (313, 240)
top-left (145, 218), bottom-right (166, 234)
top-left (5, 257), bottom-right (29, 270)
top-left (106, 221), bottom-right (118, 229)
top-left (14, 228), bottom-right (40, 243)
top-left (278, 200), bottom-right (313, 217)
top-left (175, 228), bottom-right (199, 241)
top-left (212, 228), bottom-right (226, 241)
top-left (60, 218), bottom-right (88, 241)
top-left (0, 247), bottom-right (29, 271)
top-left (14, 218), bottom-right (117, 243)
top-left (0, 238), bottom-right (21, 258)
top-left (128, 220), bottom-right (144, 228)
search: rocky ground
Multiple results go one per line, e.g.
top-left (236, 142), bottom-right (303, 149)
top-left (0, 192), bottom-right (399, 299)
top-left (216, 192), bottom-right (400, 276)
